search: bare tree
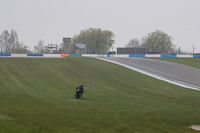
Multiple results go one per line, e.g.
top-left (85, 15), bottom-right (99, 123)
top-left (0, 30), bottom-right (10, 53)
top-left (35, 39), bottom-right (45, 54)
top-left (12, 41), bottom-right (25, 53)
top-left (10, 30), bottom-right (19, 52)
top-left (141, 36), bottom-right (147, 46)
top-left (126, 38), bottom-right (140, 47)
top-left (0, 29), bottom-right (19, 53)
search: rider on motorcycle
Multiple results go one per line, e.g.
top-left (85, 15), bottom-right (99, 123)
top-left (76, 84), bottom-right (84, 94)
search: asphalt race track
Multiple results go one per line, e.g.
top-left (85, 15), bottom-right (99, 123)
top-left (101, 57), bottom-right (200, 89)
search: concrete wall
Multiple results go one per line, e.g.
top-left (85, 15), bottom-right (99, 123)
top-left (129, 54), bottom-right (145, 57)
top-left (82, 54), bottom-right (97, 58)
top-left (194, 55), bottom-right (200, 58)
top-left (0, 54), bottom-right (11, 56)
top-left (112, 54), bottom-right (129, 58)
top-left (27, 54), bottom-right (43, 56)
top-left (43, 54), bottom-right (61, 57)
top-left (177, 55), bottom-right (193, 58)
top-left (145, 54), bottom-right (161, 57)
top-left (97, 54), bottom-right (108, 57)
top-left (11, 54), bottom-right (27, 57)
top-left (161, 55), bottom-right (177, 58)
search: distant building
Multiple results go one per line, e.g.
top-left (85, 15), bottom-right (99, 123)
top-left (46, 44), bottom-right (58, 54)
top-left (76, 41), bottom-right (86, 54)
top-left (63, 38), bottom-right (71, 54)
top-left (117, 47), bottom-right (148, 54)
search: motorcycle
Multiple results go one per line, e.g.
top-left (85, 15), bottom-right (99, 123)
top-left (75, 88), bottom-right (82, 99)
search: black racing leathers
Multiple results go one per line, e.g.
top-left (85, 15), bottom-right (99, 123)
top-left (76, 86), bottom-right (84, 94)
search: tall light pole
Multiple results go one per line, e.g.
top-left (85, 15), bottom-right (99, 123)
top-left (24, 46), bottom-right (27, 54)
top-left (193, 45), bottom-right (194, 54)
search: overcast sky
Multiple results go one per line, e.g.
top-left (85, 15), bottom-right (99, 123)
top-left (0, 0), bottom-right (200, 53)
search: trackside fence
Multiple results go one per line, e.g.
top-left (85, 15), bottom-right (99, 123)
top-left (0, 54), bottom-right (200, 58)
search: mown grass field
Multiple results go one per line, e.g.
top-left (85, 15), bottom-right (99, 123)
top-left (148, 58), bottom-right (200, 69)
top-left (0, 57), bottom-right (200, 133)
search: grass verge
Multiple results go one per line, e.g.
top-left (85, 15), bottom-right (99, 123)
top-left (147, 58), bottom-right (200, 69)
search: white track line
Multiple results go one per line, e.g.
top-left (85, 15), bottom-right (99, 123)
top-left (98, 58), bottom-right (200, 91)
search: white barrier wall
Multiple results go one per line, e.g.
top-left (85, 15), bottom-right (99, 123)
top-left (5, 54), bottom-right (199, 58)
top-left (82, 54), bottom-right (129, 58)
top-left (82, 54), bottom-right (97, 57)
top-left (11, 54), bottom-right (27, 57)
top-left (97, 54), bottom-right (108, 57)
top-left (43, 54), bottom-right (61, 57)
top-left (145, 54), bottom-right (161, 57)
top-left (113, 54), bottom-right (129, 58)
top-left (177, 55), bottom-right (193, 58)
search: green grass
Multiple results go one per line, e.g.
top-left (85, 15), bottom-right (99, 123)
top-left (148, 58), bottom-right (200, 69)
top-left (0, 57), bottom-right (200, 133)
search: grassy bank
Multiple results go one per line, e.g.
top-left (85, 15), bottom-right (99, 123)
top-left (148, 58), bottom-right (200, 69)
top-left (0, 57), bottom-right (200, 133)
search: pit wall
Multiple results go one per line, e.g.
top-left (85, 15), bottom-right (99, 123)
top-left (0, 54), bottom-right (199, 58)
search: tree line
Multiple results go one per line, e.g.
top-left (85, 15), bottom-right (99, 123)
top-left (0, 28), bottom-right (176, 54)
top-left (0, 29), bottom-right (28, 54)
top-left (127, 30), bottom-right (176, 54)
top-left (70, 28), bottom-right (114, 54)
